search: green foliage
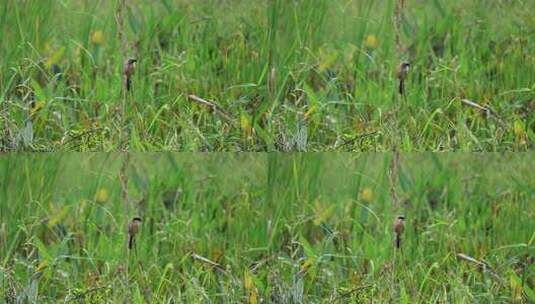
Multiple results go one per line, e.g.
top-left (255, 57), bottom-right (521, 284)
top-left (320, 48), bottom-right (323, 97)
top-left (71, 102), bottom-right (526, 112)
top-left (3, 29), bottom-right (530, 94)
top-left (1, 153), bottom-right (534, 302)
top-left (1, 0), bottom-right (534, 151)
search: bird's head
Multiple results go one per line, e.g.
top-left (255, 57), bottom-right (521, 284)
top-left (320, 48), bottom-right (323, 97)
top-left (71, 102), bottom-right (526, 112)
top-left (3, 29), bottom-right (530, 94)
top-left (132, 216), bottom-right (142, 223)
top-left (400, 61), bottom-right (410, 72)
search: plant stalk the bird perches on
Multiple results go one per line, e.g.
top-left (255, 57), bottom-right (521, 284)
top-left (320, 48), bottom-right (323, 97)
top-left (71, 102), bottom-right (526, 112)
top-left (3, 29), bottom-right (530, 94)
top-left (123, 58), bottom-right (137, 92)
top-left (394, 215), bottom-right (405, 249)
top-left (127, 217), bottom-right (142, 250)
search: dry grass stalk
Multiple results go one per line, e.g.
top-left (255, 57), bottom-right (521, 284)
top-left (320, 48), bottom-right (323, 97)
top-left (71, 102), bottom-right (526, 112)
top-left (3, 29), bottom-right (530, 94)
top-left (460, 99), bottom-right (506, 127)
top-left (1, 100), bottom-right (11, 151)
top-left (393, 0), bottom-right (405, 55)
top-left (389, 151), bottom-right (400, 209)
top-left (115, 0), bottom-right (128, 62)
top-left (456, 253), bottom-right (503, 284)
top-left (187, 94), bottom-right (236, 126)
top-left (119, 153), bottom-right (131, 213)
top-left (115, 0), bottom-right (130, 148)
top-left (192, 253), bottom-right (228, 274)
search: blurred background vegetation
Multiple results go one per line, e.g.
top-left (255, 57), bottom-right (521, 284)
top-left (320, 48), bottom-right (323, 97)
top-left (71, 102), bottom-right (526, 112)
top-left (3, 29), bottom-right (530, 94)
top-left (0, 153), bottom-right (534, 302)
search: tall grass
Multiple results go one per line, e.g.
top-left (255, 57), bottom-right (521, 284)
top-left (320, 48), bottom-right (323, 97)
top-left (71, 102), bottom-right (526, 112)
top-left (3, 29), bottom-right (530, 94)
top-left (0, 0), bottom-right (533, 151)
top-left (1, 153), bottom-right (534, 302)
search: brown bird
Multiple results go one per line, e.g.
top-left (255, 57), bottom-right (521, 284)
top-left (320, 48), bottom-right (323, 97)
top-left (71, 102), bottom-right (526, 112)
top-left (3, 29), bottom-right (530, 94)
top-left (123, 58), bottom-right (137, 92)
top-left (393, 215), bottom-right (405, 249)
top-left (127, 217), bottom-right (142, 250)
top-left (396, 61), bottom-right (410, 95)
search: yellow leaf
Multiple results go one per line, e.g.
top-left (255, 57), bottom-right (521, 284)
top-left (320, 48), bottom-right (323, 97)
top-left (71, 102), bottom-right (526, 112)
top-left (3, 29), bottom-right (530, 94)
top-left (364, 35), bottom-right (379, 49)
top-left (244, 271), bottom-right (254, 290)
top-left (244, 270), bottom-right (257, 304)
top-left (510, 273), bottom-right (523, 301)
top-left (304, 105), bottom-right (317, 120)
top-left (299, 257), bottom-right (316, 275)
top-left (90, 30), bottom-right (105, 46)
top-left (352, 118), bottom-right (365, 133)
top-left (513, 119), bottom-right (525, 138)
top-left (30, 100), bottom-right (45, 116)
top-left (350, 271), bottom-right (360, 285)
top-left (248, 291), bottom-right (257, 304)
top-left (359, 187), bottom-right (374, 203)
top-left (36, 261), bottom-right (48, 273)
top-left (81, 112), bottom-right (91, 129)
top-left (94, 188), bottom-right (109, 204)
top-left (240, 112), bottom-right (252, 138)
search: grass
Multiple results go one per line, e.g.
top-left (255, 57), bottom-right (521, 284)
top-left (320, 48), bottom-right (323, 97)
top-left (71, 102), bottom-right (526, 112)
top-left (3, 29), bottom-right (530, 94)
top-left (1, 153), bottom-right (534, 302)
top-left (1, 0), bottom-right (534, 151)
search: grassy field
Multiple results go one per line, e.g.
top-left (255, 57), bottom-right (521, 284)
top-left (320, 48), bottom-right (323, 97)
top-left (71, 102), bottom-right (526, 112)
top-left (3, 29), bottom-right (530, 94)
top-left (1, 153), bottom-right (534, 302)
top-left (1, 0), bottom-right (534, 151)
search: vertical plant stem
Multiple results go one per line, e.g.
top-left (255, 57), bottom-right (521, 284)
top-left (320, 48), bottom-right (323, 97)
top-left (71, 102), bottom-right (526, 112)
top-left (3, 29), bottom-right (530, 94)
top-left (393, 0), bottom-right (404, 56)
top-left (119, 152), bottom-right (131, 286)
top-left (267, 0), bottom-right (280, 100)
top-left (392, 0), bottom-right (407, 146)
top-left (119, 153), bottom-right (131, 215)
top-left (116, 0), bottom-right (129, 147)
top-left (1, 99), bottom-right (9, 151)
top-left (389, 151), bottom-right (400, 210)
top-left (389, 149), bottom-right (401, 300)
top-left (391, 0), bottom-right (404, 254)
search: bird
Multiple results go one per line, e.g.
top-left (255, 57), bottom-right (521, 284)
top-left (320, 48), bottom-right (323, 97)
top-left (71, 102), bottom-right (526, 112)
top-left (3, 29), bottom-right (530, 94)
top-left (123, 58), bottom-right (137, 92)
top-left (127, 217), bottom-right (142, 250)
top-left (393, 215), bottom-right (405, 249)
top-left (396, 61), bottom-right (410, 95)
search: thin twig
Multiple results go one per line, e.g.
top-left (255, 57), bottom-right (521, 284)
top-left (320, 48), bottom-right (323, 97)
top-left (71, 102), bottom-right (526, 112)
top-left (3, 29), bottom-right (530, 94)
top-left (187, 94), bottom-right (236, 126)
top-left (388, 148), bottom-right (401, 299)
top-left (116, 0), bottom-right (128, 96)
top-left (456, 253), bottom-right (503, 284)
top-left (191, 253), bottom-right (227, 274)
top-left (460, 99), bottom-right (506, 127)
top-left (116, 0), bottom-right (130, 146)
top-left (116, 0), bottom-right (128, 57)
top-left (119, 153), bottom-right (132, 285)
top-left (389, 151), bottom-right (400, 209)
top-left (1, 100), bottom-right (12, 151)
top-left (393, 0), bottom-right (404, 55)
top-left (119, 153), bottom-right (131, 212)
top-left (460, 99), bottom-right (490, 114)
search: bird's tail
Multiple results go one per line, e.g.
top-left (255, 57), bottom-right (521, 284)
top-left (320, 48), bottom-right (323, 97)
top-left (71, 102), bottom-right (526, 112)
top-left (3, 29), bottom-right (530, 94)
top-left (126, 77), bottom-right (131, 92)
top-left (396, 234), bottom-right (401, 249)
top-left (399, 80), bottom-right (404, 95)
top-left (128, 234), bottom-right (134, 250)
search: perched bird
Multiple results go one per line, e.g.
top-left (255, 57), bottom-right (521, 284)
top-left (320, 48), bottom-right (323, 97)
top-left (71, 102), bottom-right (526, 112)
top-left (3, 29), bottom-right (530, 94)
top-left (393, 215), bottom-right (405, 249)
top-left (396, 61), bottom-right (410, 95)
top-left (123, 58), bottom-right (137, 92)
top-left (127, 217), bottom-right (142, 250)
